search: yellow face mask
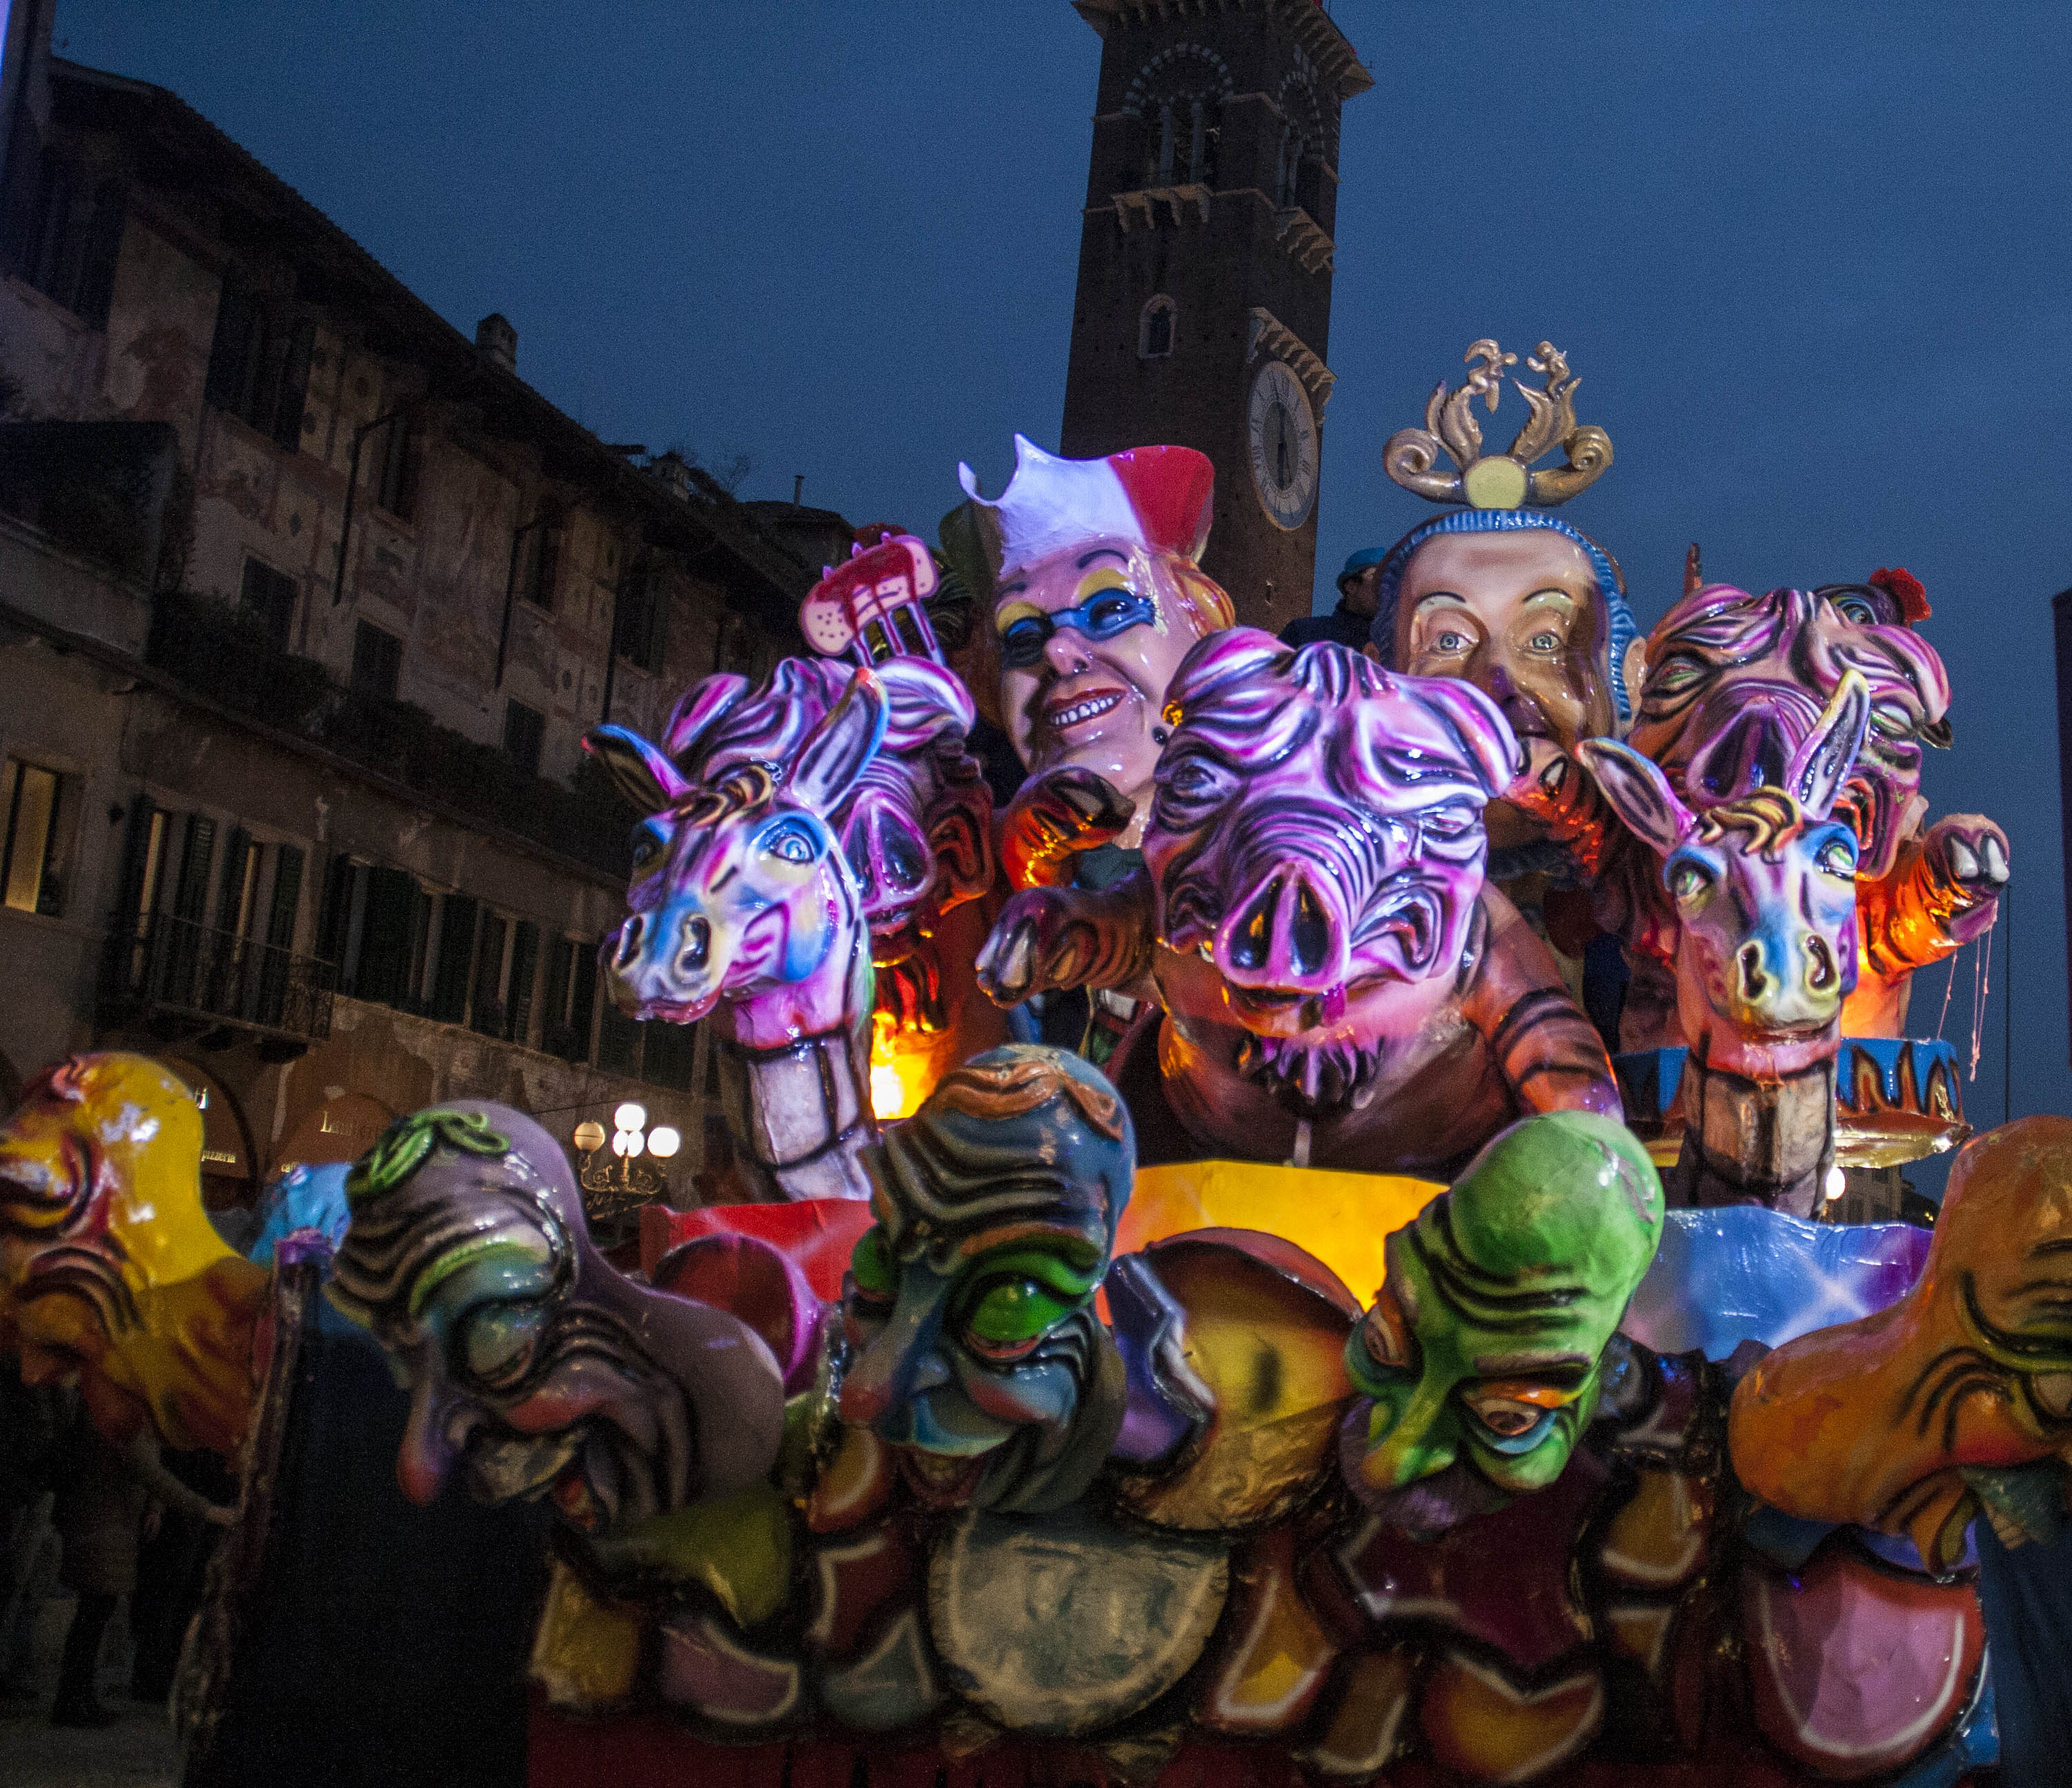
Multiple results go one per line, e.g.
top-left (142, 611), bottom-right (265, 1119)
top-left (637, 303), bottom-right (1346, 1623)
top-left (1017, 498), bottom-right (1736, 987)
top-left (0, 1053), bottom-right (268, 1456)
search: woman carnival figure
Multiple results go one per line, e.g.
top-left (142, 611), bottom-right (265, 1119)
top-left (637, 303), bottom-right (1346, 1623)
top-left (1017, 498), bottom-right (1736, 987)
top-left (951, 436), bottom-right (1234, 1062)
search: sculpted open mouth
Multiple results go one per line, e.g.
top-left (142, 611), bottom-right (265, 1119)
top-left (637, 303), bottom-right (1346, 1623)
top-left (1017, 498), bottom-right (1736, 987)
top-left (1043, 688), bottom-right (1126, 733)
top-left (1371, 884), bottom-right (1443, 975)
top-left (1834, 775), bottom-right (1896, 869)
top-left (629, 993), bottom-right (717, 1026)
top-left (894, 1444), bottom-right (993, 1510)
top-left (467, 1430), bottom-right (584, 1508)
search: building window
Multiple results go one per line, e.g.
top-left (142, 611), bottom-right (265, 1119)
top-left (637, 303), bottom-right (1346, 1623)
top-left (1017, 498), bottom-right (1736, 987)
top-left (596, 991), bottom-right (641, 1077)
top-left (1139, 295), bottom-right (1176, 359)
top-left (614, 564), bottom-right (669, 675)
top-left (351, 622), bottom-right (402, 702)
top-left (642, 1019), bottom-right (698, 1091)
top-left (0, 759), bottom-right (75, 916)
top-left (204, 279), bottom-right (315, 451)
top-left (471, 912), bottom-right (510, 1037)
top-left (523, 525), bottom-right (560, 611)
top-left (374, 415), bottom-right (418, 522)
top-left (716, 611), bottom-right (757, 678)
top-left (2, 149), bottom-right (124, 327)
top-left (239, 556), bottom-right (299, 652)
top-left (504, 699), bottom-right (544, 779)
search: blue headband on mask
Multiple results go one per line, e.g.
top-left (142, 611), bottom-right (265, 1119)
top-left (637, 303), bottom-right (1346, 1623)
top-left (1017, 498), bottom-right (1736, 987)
top-left (1368, 508), bottom-right (1638, 725)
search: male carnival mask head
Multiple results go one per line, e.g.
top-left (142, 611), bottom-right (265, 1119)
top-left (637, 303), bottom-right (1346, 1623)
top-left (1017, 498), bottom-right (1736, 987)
top-left (1142, 629), bottom-right (1518, 1113)
top-left (1343, 1112), bottom-right (1664, 1530)
top-left (838, 1046), bottom-right (1132, 1513)
top-left (1373, 343), bottom-right (1636, 854)
top-left (1630, 576), bottom-right (1951, 880)
top-left (0, 1053), bottom-right (265, 1456)
top-left (328, 1103), bottom-right (783, 1529)
top-left (958, 436), bottom-right (1233, 842)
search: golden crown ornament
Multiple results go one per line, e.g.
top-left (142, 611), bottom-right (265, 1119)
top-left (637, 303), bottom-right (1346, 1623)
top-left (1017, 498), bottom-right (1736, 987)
top-left (1383, 339), bottom-right (1612, 510)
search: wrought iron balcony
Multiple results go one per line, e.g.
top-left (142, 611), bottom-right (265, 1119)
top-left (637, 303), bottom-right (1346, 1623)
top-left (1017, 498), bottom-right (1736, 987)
top-left (99, 915), bottom-right (337, 1057)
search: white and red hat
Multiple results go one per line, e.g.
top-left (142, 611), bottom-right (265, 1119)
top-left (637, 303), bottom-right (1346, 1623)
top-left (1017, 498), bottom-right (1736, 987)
top-left (958, 435), bottom-right (1215, 574)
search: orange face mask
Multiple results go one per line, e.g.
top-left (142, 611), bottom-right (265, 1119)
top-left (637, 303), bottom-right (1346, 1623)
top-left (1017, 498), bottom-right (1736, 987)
top-left (1730, 1115), bottom-right (2072, 1567)
top-left (0, 1053), bottom-right (268, 1456)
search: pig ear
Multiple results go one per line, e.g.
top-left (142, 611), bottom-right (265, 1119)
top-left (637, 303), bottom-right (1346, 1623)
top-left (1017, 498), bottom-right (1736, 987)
top-left (1577, 739), bottom-right (1695, 858)
top-left (791, 668), bottom-right (889, 813)
top-left (584, 725), bottom-right (691, 813)
top-left (1788, 670), bottom-right (1871, 821)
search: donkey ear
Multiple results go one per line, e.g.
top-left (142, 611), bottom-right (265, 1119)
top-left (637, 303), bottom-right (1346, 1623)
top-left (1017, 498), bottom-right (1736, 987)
top-left (791, 667), bottom-right (890, 812)
top-left (662, 673), bottom-right (749, 761)
top-left (1577, 739), bottom-right (1695, 858)
top-left (1788, 670), bottom-right (1871, 821)
top-left (584, 725), bottom-right (691, 813)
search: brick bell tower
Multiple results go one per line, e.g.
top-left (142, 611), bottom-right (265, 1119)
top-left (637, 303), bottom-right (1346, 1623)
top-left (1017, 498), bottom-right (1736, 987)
top-left (1059, 1), bottom-right (1370, 635)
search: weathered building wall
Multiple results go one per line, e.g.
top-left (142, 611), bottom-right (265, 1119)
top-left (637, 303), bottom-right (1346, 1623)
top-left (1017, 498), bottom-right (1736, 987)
top-left (0, 49), bottom-right (827, 1220)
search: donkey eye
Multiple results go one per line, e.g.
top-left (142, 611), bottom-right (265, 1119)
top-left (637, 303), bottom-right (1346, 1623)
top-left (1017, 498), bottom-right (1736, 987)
top-left (1668, 860), bottom-right (1714, 904)
top-left (1815, 835), bottom-right (1858, 878)
top-left (758, 820), bottom-right (820, 865)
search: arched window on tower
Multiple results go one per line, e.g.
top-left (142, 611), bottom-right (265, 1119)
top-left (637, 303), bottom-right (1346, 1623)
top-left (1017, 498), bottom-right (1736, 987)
top-left (1276, 126), bottom-right (1303, 209)
top-left (1138, 295), bottom-right (1176, 359)
top-left (1132, 48), bottom-right (1226, 192)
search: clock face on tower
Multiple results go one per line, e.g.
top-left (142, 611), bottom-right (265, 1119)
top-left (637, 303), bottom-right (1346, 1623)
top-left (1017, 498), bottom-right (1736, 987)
top-left (1247, 359), bottom-right (1319, 532)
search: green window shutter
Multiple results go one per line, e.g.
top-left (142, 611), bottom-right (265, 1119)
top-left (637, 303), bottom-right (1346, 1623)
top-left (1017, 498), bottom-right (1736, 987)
top-left (507, 921), bottom-right (539, 1046)
top-left (314, 853), bottom-right (356, 968)
top-left (430, 895), bottom-right (477, 1024)
top-left (567, 945), bottom-right (598, 1066)
top-left (266, 845), bottom-right (303, 953)
top-left (596, 995), bottom-right (639, 1077)
top-left (357, 867), bottom-right (418, 1009)
top-left (471, 913), bottom-right (508, 1036)
top-left (172, 815), bottom-right (215, 922)
top-left (642, 1019), bottom-right (697, 1091)
top-left (216, 826), bottom-right (252, 930)
top-left (113, 795), bottom-right (158, 926)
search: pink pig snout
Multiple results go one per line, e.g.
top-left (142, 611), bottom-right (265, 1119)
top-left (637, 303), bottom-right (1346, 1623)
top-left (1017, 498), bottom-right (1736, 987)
top-left (1215, 860), bottom-right (1352, 993)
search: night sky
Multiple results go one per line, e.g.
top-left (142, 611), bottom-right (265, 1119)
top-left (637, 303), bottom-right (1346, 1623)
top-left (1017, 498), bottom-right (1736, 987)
top-left (56, 1), bottom-right (2072, 1158)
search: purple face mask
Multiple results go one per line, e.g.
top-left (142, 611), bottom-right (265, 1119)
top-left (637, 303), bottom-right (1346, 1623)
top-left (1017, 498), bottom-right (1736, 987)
top-left (1142, 631), bottom-right (1519, 1051)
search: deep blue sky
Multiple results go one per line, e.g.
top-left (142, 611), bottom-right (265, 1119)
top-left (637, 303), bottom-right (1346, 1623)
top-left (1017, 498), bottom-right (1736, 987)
top-left (57, 1), bottom-right (2072, 1151)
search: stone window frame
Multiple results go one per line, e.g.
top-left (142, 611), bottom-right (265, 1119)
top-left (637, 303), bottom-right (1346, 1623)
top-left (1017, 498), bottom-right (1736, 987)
top-left (1138, 294), bottom-right (1178, 361)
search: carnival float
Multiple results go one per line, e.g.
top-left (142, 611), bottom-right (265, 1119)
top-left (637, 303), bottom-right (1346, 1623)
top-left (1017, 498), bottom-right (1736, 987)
top-left (1, 340), bottom-right (2060, 1787)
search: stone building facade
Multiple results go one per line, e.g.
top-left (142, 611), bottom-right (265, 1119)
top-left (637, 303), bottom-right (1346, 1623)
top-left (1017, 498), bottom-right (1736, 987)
top-left (0, 22), bottom-right (832, 1209)
top-left (1060, 0), bottom-right (1370, 634)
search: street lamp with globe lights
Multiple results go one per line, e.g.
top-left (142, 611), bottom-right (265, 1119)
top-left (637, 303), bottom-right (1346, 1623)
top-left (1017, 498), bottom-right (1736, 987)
top-left (573, 1103), bottom-right (679, 1248)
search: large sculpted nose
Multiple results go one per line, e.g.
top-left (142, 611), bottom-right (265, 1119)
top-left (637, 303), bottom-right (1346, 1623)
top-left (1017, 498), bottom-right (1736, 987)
top-left (1731, 925), bottom-right (1842, 1025)
top-left (843, 802), bottom-right (931, 914)
top-left (1217, 862), bottom-right (1350, 992)
top-left (605, 900), bottom-right (713, 1010)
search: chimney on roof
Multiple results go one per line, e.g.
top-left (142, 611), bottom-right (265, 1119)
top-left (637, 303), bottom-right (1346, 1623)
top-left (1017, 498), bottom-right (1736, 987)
top-left (651, 451), bottom-right (694, 500)
top-left (475, 312), bottom-right (517, 373)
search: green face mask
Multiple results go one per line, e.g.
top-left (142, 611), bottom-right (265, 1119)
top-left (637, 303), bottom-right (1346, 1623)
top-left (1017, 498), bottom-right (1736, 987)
top-left (1345, 1112), bottom-right (1664, 1504)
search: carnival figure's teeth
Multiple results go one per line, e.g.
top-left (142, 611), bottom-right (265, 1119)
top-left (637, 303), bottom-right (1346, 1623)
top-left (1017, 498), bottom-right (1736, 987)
top-left (1045, 691), bottom-right (1125, 731)
top-left (1234, 1032), bottom-right (1383, 1116)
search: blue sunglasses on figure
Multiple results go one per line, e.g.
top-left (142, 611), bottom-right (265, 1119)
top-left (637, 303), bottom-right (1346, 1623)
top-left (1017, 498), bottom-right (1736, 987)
top-left (995, 588), bottom-right (1160, 668)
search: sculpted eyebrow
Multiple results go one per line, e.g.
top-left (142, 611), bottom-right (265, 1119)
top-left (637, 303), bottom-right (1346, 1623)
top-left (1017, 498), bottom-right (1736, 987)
top-left (1077, 548), bottom-right (1129, 569)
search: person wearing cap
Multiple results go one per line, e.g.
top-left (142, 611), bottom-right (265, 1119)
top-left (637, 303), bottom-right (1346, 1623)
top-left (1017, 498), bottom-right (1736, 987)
top-left (1278, 546), bottom-right (1388, 651)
